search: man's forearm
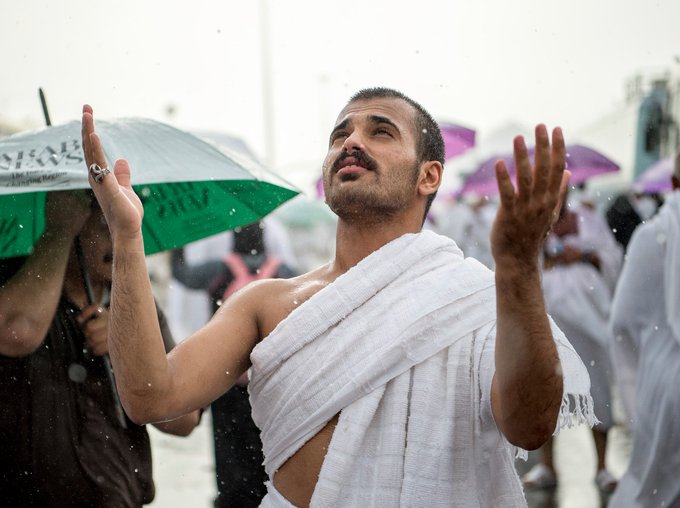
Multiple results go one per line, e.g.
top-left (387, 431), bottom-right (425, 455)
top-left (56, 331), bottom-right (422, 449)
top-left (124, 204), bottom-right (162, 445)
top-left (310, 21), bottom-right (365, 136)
top-left (493, 259), bottom-right (563, 449)
top-left (109, 235), bottom-right (173, 423)
top-left (0, 231), bottom-right (74, 355)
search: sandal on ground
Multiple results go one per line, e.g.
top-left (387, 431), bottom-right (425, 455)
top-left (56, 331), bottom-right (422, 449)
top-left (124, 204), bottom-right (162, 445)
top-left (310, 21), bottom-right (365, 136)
top-left (595, 469), bottom-right (618, 494)
top-left (522, 463), bottom-right (557, 490)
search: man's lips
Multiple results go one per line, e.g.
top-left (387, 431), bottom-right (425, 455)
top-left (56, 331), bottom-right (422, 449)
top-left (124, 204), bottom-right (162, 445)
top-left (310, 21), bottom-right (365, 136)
top-left (334, 155), bottom-right (372, 178)
top-left (336, 163), bottom-right (369, 177)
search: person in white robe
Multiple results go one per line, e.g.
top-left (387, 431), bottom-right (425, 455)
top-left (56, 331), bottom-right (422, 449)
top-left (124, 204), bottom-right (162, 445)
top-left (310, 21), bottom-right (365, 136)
top-left (80, 88), bottom-right (596, 508)
top-left (522, 191), bottom-right (623, 493)
top-left (436, 194), bottom-right (498, 270)
top-left (608, 153), bottom-right (680, 508)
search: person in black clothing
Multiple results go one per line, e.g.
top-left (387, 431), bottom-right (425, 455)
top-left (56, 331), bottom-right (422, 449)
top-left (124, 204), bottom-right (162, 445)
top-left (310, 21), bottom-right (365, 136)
top-left (605, 191), bottom-right (663, 251)
top-left (171, 221), bottom-right (296, 508)
top-left (0, 191), bottom-right (201, 508)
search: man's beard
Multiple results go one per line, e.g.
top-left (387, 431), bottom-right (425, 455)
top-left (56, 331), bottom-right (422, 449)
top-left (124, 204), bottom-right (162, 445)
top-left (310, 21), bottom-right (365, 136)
top-left (324, 161), bottom-right (420, 225)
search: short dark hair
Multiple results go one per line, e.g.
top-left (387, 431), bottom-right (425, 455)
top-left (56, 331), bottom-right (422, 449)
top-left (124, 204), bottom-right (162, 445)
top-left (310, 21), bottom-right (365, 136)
top-left (348, 87), bottom-right (444, 217)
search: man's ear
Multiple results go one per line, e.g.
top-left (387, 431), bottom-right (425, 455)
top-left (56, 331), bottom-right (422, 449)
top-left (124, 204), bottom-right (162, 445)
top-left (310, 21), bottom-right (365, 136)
top-left (418, 160), bottom-right (443, 197)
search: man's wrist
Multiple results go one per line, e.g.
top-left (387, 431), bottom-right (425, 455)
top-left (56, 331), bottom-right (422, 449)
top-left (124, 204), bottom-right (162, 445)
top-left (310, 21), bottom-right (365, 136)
top-left (112, 233), bottom-right (146, 256)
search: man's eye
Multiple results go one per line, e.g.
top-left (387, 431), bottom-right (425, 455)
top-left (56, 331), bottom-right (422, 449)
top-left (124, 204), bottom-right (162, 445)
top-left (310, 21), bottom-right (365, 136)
top-left (375, 128), bottom-right (392, 136)
top-left (331, 132), bottom-right (348, 142)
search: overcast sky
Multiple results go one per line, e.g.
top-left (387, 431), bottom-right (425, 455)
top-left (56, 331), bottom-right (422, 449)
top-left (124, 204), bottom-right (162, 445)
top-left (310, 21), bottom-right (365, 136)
top-left (2, 0), bottom-right (678, 189)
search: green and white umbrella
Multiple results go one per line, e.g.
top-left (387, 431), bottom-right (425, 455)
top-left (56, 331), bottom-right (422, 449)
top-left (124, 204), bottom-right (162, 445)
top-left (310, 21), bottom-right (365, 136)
top-left (0, 118), bottom-right (300, 258)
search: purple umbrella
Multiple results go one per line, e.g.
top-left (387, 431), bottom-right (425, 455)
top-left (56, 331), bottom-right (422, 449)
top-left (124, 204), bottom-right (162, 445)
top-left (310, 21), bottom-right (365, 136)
top-left (460, 144), bottom-right (620, 197)
top-left (633, 156), bottom-right (673, 193)
top-left (439, 122), bottom-right (476, 161)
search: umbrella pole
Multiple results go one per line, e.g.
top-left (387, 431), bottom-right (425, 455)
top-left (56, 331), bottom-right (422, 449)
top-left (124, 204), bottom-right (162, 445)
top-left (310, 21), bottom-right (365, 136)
top-left (38, 87), bottom-right (51, 126)
top-left (74, 236), bottom-right (128, 429)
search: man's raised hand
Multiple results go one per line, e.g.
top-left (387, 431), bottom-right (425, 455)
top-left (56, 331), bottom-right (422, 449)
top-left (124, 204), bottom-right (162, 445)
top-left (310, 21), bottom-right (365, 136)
top-left (490, 124), bottom-right (570, 267)
top-left (81, 105), bottom-right (144, 246)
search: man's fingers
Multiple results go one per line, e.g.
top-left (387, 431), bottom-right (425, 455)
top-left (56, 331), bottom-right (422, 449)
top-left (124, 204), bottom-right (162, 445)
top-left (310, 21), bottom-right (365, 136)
top-left (548, 127), bottom-right (566, 195)
top-left (113, 159), bottom-right (133, 189)
top-left (513, 135), bottom-right (532, 201)
top-left (87, 132), bottom-right (119, 195)
top-left (550, 170), bottom-right (572, 226)
top-left (495, 160), bottom-right (515, 207)
top-left (81, 108), bottom-right (95, 167)
top-left (76, 303), bottom-right (105, 324)
top-left (532, 124), bottom-right (551, 196)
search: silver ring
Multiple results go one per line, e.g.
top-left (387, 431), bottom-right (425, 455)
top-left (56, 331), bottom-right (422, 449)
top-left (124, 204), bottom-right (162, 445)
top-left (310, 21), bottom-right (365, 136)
top-left (89, 163), bottom-right (111, 183)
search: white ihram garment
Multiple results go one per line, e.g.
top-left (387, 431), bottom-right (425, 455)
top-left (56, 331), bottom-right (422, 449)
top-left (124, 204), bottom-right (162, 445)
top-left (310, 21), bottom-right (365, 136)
top-left (250, 231), bottom-right (595, 507)
top-left (608, 190), bottom-right (680, 508)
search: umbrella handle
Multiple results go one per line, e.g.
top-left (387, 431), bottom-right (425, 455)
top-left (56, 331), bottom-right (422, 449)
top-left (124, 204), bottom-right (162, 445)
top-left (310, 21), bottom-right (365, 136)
top-left (75, 237), bottom-right (128, 429)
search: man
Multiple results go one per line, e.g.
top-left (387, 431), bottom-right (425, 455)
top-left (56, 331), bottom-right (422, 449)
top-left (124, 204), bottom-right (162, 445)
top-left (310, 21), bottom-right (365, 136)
top-left (0, 192), bottom-right (201, 507)
top-left (522, 188), bottom-right (623, 493)
top-left (81, 88), bottom-right (594, 507)
top-left (607, 151), bottom-right (680, 507)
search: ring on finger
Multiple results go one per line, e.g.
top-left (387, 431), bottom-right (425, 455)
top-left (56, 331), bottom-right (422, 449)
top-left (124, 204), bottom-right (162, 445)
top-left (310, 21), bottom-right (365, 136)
top-left (89, 163), bottom-right (111, 183)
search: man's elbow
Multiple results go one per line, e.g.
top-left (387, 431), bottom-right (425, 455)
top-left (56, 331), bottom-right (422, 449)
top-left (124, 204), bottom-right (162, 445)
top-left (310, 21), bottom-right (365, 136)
top-left (120, 392), bottom-right (169, 426)
top-left (0, 321), bottom-right (45, 357)
top-left (505, 422), bottom-right (555, 451)
top-left (501, 401), bottom-right (560, 450)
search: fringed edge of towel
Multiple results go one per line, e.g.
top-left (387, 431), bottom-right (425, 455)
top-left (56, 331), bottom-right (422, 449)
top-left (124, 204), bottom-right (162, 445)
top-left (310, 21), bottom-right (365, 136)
top-left (513, 392), bottom-right (599, 460)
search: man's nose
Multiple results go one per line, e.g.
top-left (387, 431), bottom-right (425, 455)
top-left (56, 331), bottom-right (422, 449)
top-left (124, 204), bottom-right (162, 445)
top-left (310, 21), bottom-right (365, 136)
top-left (342, 130), bottom-right (366, 153)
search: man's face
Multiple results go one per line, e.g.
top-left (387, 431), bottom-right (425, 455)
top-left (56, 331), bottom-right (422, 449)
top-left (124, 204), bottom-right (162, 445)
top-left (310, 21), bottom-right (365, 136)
top-left (78, 207), bottom-right (113, 284)
top-left (322, 97), bottom-right (422, 222)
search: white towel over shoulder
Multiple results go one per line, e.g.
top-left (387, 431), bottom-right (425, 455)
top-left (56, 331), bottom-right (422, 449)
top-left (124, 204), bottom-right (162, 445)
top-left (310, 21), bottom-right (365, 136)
top-left (250, 231), bottom-right (594, 507)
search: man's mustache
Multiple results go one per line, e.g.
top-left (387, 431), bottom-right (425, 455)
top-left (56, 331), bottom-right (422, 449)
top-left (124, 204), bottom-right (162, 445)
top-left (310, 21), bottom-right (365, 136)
top-left (332, 150), bottom-right (378, 172)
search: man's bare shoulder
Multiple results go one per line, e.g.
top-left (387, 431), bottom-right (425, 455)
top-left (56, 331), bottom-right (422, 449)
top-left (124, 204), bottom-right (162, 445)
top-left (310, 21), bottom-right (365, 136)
top-left (238, 263), bottom-right (336, 339)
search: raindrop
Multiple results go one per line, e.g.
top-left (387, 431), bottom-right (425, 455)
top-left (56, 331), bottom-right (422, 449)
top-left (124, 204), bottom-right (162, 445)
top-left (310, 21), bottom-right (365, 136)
top-left (147, 383), bottom-right (152, 387)
top-left (19, 224), bottom-right (24, 229)
top-left (653, 489), bottom-right (658, 495)
top-left (590, 360), bottom-right (596, 367)
top-left (256, 268), bottom-right (261, 274)
top-left (612, 228), bottom-right (617, 233)
top-left (422, 128), bottom-right (428, 134)
top-left (251, 249), bottom-right (258, 255)
top-left (654, 325), bottom-right (659, 331)
top-left (134, 468), bottom-right (139, 473)
top-left (216, 299), bottom-right (223, 306)
top-left (293, 300), bottom-right (299, 305)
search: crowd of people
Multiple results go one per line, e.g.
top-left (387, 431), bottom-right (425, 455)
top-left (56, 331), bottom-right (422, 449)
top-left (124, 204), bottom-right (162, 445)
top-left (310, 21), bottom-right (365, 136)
top-left (0, 88), bottom-right (678, 508)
